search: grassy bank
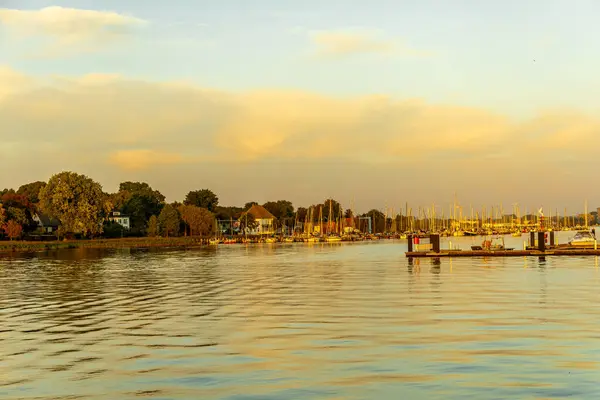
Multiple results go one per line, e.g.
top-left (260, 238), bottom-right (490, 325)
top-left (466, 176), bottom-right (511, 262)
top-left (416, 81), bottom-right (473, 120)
top-left (0, 236), bottom-right (207, 254)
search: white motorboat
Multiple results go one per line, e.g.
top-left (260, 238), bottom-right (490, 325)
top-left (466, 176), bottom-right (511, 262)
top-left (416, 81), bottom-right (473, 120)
top-left (569, 231), bottom-right (596, 247)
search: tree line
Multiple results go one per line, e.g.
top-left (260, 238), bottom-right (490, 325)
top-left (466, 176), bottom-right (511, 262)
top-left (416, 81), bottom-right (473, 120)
top-left (0, 171), bottom-right (387, 240)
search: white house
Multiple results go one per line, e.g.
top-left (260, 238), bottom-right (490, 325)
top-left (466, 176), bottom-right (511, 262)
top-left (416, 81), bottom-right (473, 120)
top-left (108, 211), bottom-right (131, 229)
top-left (32, 213), bottom-right (60, 233)
top-left (246, 204), bottom-right (275, 235)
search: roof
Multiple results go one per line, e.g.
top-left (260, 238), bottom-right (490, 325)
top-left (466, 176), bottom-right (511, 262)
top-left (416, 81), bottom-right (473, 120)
top-left (247, 204), bottom-right (275, 220)
top-left (37, 213), bottom-right (61, 227)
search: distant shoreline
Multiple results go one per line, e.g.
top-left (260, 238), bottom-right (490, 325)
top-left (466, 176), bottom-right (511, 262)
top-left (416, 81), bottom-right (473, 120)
top-left (0, 237), bottom-right (208, 254)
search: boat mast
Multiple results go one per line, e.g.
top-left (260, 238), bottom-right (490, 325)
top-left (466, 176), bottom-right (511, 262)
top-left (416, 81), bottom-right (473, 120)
top-left (585, 199), bottom-right (589, 229)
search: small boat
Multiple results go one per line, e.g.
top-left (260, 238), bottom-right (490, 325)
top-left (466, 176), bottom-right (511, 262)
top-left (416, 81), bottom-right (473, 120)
top-left (511, 231), bottom-right (522, 237)
top-left (305, 236), bottom-right (320, 243)
top-left (569, 231), bottom-right (596, 247)
top-left (264, 237), bottom-right (276, 244)
top-left (325, 235), bottom-right (342, 242)
top-left (472, 236), bottom-right (513, 251)
top-left (283, 237), bottom-right (295, 243)
top-left (209, 238), bottom-right (220, 245)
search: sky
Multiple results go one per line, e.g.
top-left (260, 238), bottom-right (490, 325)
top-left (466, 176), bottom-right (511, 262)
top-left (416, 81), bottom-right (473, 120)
top-left (0, 0), bottom-right (599, 213)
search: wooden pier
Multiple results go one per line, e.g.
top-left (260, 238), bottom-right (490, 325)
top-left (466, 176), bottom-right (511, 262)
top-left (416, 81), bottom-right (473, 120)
top-left (406, 249), bottom-right (600, 258)
top-left (405, 233), bottom-right (600, 258)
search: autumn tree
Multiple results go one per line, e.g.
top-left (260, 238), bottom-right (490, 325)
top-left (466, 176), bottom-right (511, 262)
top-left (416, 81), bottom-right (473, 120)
top-left (0, 188), bottom-right (15, 197)
top-left (147, 215), bottom-right (159, 237)
top-left (3, 220), bottom-right (23, 240)
top-left (0, 193), bottom-right (35, 232)
top-left (0, 204), bottom-right (6, 231)
top-left (17, 181), bottom-right (47, 205)
top-left (179, 205), bottom-right (215, 236)
top-left (184, 189), bottom-right (219, 212)
top-left (158, 204), bottom-right (180, 237)
top-left (39, 171), bottom-right (107, 237)
top-left (7, 207), bottom-right (27, 226)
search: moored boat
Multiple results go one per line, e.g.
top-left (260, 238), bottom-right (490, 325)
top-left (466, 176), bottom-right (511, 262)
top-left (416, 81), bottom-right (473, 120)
top-left (569, 231), bottom-right (596, 247)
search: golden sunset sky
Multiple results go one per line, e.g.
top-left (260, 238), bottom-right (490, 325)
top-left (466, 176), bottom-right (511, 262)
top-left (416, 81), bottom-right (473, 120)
top-left (1, 1), bottom-right (597, 212)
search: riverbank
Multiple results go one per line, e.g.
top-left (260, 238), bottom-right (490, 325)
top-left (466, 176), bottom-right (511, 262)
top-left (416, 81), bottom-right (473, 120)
top-left (0, 237), bottom-right (207, 254)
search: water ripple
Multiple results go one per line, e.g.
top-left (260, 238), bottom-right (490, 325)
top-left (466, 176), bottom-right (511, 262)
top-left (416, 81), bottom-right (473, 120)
top-left (2, 238), bottom-right (600, 399)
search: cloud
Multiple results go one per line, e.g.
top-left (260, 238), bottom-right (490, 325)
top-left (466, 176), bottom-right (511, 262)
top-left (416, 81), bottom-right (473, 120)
top-left (0, 68), bottom-right (598, 208)
top-left (309, 30), bottom-right (431, 59)
top-left (0, 6), bottom-right (146, 56)
top-left (109, 149), bottom-right (185, 171)
top-left (0, 65), bottom-right (35, 100)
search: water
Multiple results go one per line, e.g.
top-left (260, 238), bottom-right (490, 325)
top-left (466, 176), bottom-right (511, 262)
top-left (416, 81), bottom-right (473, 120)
top-left (2, 238), bottom-right (600, 399)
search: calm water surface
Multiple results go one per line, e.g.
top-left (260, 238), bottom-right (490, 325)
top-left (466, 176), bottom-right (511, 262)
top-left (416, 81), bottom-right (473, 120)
top-left (2, 236), bottom-right (600, 399)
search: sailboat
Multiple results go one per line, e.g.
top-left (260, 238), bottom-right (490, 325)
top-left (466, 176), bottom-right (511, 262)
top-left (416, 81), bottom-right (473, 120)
top-left (324, 200), bottom-right (342, 242)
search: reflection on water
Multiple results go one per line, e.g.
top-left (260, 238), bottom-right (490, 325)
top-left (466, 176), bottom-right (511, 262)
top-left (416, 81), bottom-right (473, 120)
top-left (2, 240), bottom-right (600, 399)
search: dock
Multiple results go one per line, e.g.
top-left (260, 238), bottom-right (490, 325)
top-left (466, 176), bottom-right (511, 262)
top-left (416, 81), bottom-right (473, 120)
top-left (406, 249), bottom-right (600, 258)
top-left (405, 233), bottom-right (600, 258)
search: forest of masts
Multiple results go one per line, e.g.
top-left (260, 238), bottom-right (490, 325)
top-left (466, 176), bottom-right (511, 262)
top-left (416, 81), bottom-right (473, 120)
top-left (373, 202), bottom-right (594, 234)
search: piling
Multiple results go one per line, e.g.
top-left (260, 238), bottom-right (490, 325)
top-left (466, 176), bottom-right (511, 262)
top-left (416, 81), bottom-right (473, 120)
top-left (430, 234), bottom-right (440, 253)
top-left (530, 232), bottom-right (535, 248)
top-left (407, 235), bottom-right (413, 252)
top-left (549, 231), bottom-right (555, 246)
top-left (537, 231), bottom-right (545, 252)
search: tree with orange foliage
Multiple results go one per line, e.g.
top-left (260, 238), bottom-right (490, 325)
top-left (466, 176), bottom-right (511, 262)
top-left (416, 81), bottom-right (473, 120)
top-left (3, 220), bottom-right (22, 241)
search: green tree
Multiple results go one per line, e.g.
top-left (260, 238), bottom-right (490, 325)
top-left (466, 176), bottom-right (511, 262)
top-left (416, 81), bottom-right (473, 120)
top-left (244, 201), bottom-right (258, 210)
top-left (17, 181), bottom-right (47, 204)
top-left (184, 189), bottom-right (219, 211)
top-left (119, 182), bottom-right (166, 203)
top-left (123, 194), bottom-right (164, 235)
top-left (179, 205), bottom-right (214, 236)
top-left (147, 215), bottom-right (159, 237)
top-left (39, 171), bottom-right (107, 237)
top-left (112, 181), bottom-right (165, 235)
top-left (102, 221), bottom-right (125, 238)
top-left (296, 207), bottom-right (308, 221)
top-left (238, 212), bottom-right (258, 232)
top-left (214, 206), bottom-right (243, 220)
top-left (158, 204), bottom-right (180, 237)
top-left (322, 198), bottom-right (341, 221)
top-left (363, 209), bottom-right (385, 233)
top-left (263, 200), bottom-right (294, 220)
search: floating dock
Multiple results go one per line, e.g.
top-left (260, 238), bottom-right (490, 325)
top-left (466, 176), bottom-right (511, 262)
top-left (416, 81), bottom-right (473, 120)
top-left (406, 249), bottom-right (600, 258)
top-left (405, 232), bottom-right (600, 258)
